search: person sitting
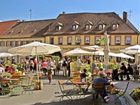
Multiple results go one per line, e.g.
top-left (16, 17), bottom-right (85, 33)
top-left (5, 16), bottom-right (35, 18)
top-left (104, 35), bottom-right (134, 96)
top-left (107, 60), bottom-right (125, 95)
top-left (92, 72), bottom-right (110, 102)
top-left (80, 69), bottom-right (91, 92)
top-left (80, 69), bottom-right (88, 82)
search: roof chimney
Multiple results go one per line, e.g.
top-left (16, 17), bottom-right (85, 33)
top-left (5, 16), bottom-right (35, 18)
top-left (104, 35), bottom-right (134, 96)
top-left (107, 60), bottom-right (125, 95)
top-left (62, 11), bottom-right (65, 14)
top-left (123, 11), bottom-right (128, 23)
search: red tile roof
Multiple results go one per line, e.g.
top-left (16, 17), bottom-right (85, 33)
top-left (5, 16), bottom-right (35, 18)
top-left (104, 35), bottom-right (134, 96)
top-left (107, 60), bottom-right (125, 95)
top-left (1, 19), bottom-right (54, 38)
top-left (0, 20), bottom-right (19, 35)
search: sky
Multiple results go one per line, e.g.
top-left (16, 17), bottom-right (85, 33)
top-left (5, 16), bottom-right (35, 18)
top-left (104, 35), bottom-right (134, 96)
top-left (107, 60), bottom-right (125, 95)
top-left (0, 0), bottom-right (140, 30)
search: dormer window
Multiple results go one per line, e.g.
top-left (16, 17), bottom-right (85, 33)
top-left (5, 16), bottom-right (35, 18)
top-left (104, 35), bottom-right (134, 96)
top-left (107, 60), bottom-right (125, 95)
top-left (85, 24), bottom-right (92, 30)
top-left (55, 22), bottom-right (63, 31)
top-left (85, 20), bottom-right (93, 30)
top-left (72, 24), bottom-right (79, 30)
top-left (112, 24), bottom-right (119, 30)
top-left (98, 24), bottom-right (106, 30)
top-left (72, 21), bottom-right (79, 30)
top-left (55, 25), bottom-right (63, 31)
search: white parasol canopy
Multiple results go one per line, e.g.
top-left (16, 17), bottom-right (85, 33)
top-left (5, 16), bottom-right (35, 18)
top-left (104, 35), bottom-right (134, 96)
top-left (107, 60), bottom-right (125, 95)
top-left (8, 41), bottom-right (61, 55)
top-left (121, 45), bottom-right (140, 55)
top-left (64, 48), bottom-right (92, 56)
top-left (8, 41), bottom-right (61, 81)
top-left (83, 45), bottom-right (103, 51)
top-left (115, 53), bottom-right (134, 59)
top-left (120, 45), bottom-right (140, 64)
top-left (0, 52), bottom-right (14, 58)
top-left (93, 50), bottom-right (117, 57)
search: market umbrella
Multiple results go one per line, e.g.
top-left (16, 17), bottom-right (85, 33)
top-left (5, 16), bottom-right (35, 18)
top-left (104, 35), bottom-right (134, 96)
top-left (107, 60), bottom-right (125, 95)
top-left (8, 41), bottom-right (61, 55)
top-left (121, 45), bottom-right (140, 55)
top-left (0, 52), bottom-right (14, 58)
top-left (83, 45), bottom-right (103, 51)
top-left (63, 48), bottom-right (92, 56)
top-left (8, 41), bottom-right (61, 81)
top-left (93, 50), bottom-right (117, 57)
top-left (120, 45), bottom-right (140, 64)
top-left (115, 53), bottom-right (134, 59)
top-left (83, 45), bottom-right (103, 60)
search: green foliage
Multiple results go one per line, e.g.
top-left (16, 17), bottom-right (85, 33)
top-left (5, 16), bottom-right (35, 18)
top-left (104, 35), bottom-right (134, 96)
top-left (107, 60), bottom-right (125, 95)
top-left (130, 87), bottom-right (140, 101)
top-left (97, 37), bottom-right (107, 45)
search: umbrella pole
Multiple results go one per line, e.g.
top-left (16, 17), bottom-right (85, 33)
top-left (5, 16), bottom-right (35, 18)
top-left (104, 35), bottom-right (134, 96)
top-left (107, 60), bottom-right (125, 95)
top-left (36, 55), bottom-right (39, 82)
top-left (35, 46), bottom-right (39, 82)
top-left (35, 47), bottom-right (42, 90)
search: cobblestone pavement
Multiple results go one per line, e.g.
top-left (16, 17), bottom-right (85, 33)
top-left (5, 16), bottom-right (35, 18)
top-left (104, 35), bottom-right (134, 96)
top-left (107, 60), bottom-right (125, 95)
top-left (1, 75), bottom-right (135, 105)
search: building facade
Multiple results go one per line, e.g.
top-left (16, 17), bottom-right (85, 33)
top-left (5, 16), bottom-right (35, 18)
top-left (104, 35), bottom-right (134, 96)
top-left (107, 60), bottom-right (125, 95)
top-left (0, 12), bottom-right (139, 53)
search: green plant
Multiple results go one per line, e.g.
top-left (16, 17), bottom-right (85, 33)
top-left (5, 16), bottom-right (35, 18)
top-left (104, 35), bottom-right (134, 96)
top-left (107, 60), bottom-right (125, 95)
top-left (130, 87), bottom-right (140, 101)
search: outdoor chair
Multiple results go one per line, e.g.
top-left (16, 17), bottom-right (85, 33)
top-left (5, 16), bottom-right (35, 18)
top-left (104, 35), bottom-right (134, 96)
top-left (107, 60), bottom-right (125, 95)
top-left (114, 81), bottom-right (130, 104)
top-left (19, 76), bottom-right (35, 94)
top-left (92, 83), bottom-right (106, 101)
top-left (57, 80), bottom-right (81, 101)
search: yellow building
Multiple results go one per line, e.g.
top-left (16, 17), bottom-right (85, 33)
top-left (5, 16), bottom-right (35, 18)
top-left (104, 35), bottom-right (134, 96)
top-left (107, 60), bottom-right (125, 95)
top-left (43, 12), bottom-right (139, 53)
top-left (0, 11), bottom-right (139, 53)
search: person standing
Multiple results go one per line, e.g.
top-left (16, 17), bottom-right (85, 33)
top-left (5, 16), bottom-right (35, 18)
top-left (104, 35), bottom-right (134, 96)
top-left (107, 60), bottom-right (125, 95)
top-left (41, 59), bottom-right (48, 76)
top-left (62, 58), bottom-right (68, 76)
top-left (120, 63), bottom-right (127, 81)
top-left (127, 64), bottom-right (133, 80)
top-left (47, 58), bottom-right (52, 84)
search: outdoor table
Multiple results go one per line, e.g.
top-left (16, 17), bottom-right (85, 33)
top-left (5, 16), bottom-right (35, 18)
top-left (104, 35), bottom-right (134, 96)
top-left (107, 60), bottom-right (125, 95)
top-left (71, 81), bottom-right (91, 96)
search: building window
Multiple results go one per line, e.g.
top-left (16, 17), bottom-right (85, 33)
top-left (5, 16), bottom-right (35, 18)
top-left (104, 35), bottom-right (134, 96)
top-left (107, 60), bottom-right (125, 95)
top-left (6, 41), bottom-right (10, 47)
top-left (0, 41), bottom-right (5, 46)
top-left (75, 36), bottom-right (81, 45)
top-left (67, 36), bottom-right (72, 45)
top-left (84, 36), bottom-right (90, 45)
top-left (98, 24), bottom-right (106, 30)
top-left (0, 41), bottom-right (2, 46)
top-left (72, 24), bottom-right (79, 30)
top-left (125, 36), bottom-right (131, 45)
top-left (58, 37), bottom-right (63, 45)
top-left (15, 41), bottom-right (19, 46)
top-left (95, 36), bottom-right (101, 45)
top-left (55, 25), bottom-right (63, 31)
top-left (10, 41), bottom-right (15, 47)
top-left (50, 37), bottom-right (54, 44)
top-left (72, 21), bottom-right (79, 30)
top-left (115, 36), bottom-right (121, 45)
top-left (85, 24), bottom-right (92, 30)
top-left (112, 24), bottom-right (119, 30)
top-left (20, 41), bottom-right (24, 45)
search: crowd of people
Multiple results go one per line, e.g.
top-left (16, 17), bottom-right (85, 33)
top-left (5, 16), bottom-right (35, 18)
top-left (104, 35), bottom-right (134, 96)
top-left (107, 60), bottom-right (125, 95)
top-left (0, 55), bottom-right (139, 103)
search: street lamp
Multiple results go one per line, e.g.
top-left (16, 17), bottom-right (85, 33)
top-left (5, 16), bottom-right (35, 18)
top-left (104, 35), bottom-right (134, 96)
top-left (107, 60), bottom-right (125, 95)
top-left (104, 31), bottom-right (110, 70)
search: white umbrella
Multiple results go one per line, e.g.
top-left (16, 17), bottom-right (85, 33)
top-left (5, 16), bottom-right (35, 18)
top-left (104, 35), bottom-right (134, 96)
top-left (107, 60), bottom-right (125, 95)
top-left (121, 45), bottom-right (140, 64)
top-left (121, 45), bottom-right (140, 55)
top-left (93, 50), bottom-right (117, 57)
top-left (64, 48), bottom-right (92, 56)
top-left (115, 53), bottom-right (134, 59)
top-left (83, 45), bottom-right (103, 51)
top-left (0, 52), bottom-right (14, 58)
top-left (8, 41), bottom-right (61, 81)
top-left (8, 41), bottom-right (61, 55)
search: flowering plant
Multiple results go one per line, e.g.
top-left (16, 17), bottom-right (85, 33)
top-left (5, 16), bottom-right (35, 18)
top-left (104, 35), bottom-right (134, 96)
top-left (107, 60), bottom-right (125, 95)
top-left (130, 87), bottom-right (140, 102)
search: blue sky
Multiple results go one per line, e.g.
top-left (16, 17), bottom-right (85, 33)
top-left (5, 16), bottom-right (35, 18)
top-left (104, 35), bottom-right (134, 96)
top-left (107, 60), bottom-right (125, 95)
top-left (0, 0), bottom-right (140, 30)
